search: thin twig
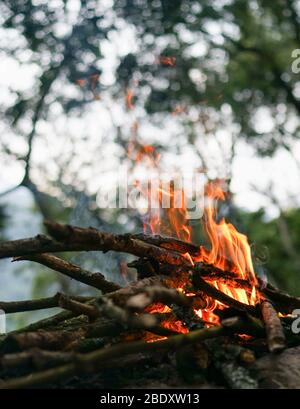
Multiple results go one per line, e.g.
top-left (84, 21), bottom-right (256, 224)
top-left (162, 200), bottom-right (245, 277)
top-left (58, 295), bottom-right (100, 321)
top-left (14, 253), bottom-right (120, 293)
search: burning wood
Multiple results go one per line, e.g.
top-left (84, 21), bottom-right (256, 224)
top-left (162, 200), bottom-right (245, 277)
top-left (0, 215), bottom-right (296, 388)
top-left (0, 178), bottom-right (297, 388)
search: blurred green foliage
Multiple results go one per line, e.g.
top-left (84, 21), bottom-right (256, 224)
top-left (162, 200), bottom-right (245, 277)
top-left (114, 0), bottom-right (300, 154)
top-left (243, 208), bottom-right (300, 295)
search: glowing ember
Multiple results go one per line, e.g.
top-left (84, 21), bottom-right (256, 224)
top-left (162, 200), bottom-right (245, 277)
top-left (161, 317), bottom-right (189, 334)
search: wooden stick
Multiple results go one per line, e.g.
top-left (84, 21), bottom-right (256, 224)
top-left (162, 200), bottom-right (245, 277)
top-left (0, 293), bottom-right (92, 314)
top-left (126, 286), bottom-right (193, 311)
top-left (202, 273), bottom-right (252, 291)
top-left (131, 259), bottom-right (300, 315)
top-left (192, 271), bottom-right (258, 315)
top-left (0, 311), bottom-right (175, 355)
top-left (261, 282), bottom-right (300, 313)
top-left (107, 275), bottom-right (168, 306)
top-left (1, 328), bottom-right (87, 353)
top-left (98, 296), bottom-right (173, 336)
top-left (131, 233), bottom-right (200, 255)
top-left (260, 300), bottom-right (286, 353)
top-left (197, 267), bottom-right (300, 315)
top-left (0, 317), bottom-right (264, 389)
top-left (4, 276), bottom-right (167, 337)
top-left (0, 348), bottom-right (75, 371)
top-left (58, 295), bottom-right (100, 321)
top-left (2, 221), bottom-right (299, 315)
top-left (14, 253), bottom-right (120, 293)
top-left (0, 221), bottom-right (191, 266)
top-left (57, 293), bottom-right (176, 338)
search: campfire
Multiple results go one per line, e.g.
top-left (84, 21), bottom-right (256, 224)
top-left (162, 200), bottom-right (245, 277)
top-left (0, 146), bottom-right (299, 388)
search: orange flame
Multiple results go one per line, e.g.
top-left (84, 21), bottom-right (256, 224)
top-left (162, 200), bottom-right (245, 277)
top-left (135, 144), bottom-right (156, 162)
top-left (127, 140), bottom-right (160, 165)
top-left (140, 179), bottom-right (192, 242)
top-left (126, 88), bottom-right (134, 109)
top-left (129, 144), bottom-right (191, 241)
top-left (129, 146), bottom-right (259, 330)
top-left (165, 183), bottom-right (192, 242)
top-left (197, 180), bottom-right (258, 309)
